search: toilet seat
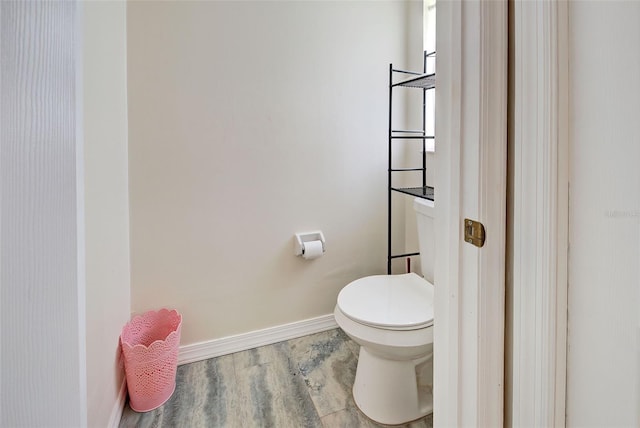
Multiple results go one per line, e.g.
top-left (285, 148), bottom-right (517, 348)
top-left (337, 273), bottom-right (434, 331)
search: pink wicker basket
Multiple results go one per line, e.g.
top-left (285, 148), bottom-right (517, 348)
top-left (121, 308), bottom-right (182, 412)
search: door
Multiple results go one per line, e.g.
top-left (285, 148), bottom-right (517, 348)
top-left (433, 1), bottom-right (507, 426)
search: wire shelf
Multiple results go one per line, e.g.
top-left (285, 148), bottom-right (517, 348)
top-left (392, 72), bottom-right (436, 89)
top-left (391, 186), bottom-right (434, 200)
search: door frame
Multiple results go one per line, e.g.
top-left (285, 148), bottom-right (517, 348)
top-left (508, 1), bottom-right (569, 426)
top-left (434, 1), bottom-right (507, 426)
top-left (435, 0), bottom-right (569, 426)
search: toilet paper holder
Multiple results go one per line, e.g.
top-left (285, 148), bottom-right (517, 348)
top-left (294, 231), bottom-right (326, 256)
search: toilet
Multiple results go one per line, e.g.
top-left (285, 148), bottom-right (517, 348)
top-left (334, 198), bottom-right (435, 425)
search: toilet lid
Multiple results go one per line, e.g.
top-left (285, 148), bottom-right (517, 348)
top-left (337, 273), bottom-right (434, 330)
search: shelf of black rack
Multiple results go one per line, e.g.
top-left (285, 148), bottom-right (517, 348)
top-left (392, 72), bottom-right (436, 90)
top-left (390, 186), bottom-right (434, 200)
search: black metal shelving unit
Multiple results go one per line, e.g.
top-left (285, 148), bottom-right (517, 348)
top-left (387, 51), bottom-right (436, 275)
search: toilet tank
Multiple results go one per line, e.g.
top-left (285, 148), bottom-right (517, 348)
top-left (413, 198), bottom-right (435, 283)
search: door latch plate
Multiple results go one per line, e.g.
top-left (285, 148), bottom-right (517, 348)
top-left (464, 218), bottom-right (485, 248)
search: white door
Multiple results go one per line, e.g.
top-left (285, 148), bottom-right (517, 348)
top-left (434, 1), bottom-right (507, 426)
top-left (0, 1), bottom-right (87, 426)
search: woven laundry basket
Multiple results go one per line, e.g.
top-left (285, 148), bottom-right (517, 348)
top-left (121, 308), bottom-right (182, 412)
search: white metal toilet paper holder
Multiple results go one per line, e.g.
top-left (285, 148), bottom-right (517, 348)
top-left (294, 231), bottom-right (326, 257)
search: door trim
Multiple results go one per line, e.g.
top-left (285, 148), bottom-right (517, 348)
top-left (434, 1), bottom-right (507, 426)
top-left (509, 0), bottom-right (569, 426)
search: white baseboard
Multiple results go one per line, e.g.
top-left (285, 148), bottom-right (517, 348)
top-left (178, 314), bottom-right (338, 365)
top-left (108, 377), bottom-right (127, 428)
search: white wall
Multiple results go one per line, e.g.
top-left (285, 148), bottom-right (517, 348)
top-left (127, 1), bottom-right (423, 344)
top-left (0, 2), bottom-right (86, 426)
top-left (567, 2), bottom-right (640, 426)
top-left (83, 2), bottom-right (131, 426)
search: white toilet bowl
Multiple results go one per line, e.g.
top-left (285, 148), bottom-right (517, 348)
top-left (334, 198), bottom-right (436, 425)
top-left (334, 273), bottom-right (434, 425)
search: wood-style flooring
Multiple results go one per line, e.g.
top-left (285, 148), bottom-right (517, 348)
top-left (119, 328), bottom-right (433, 428)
